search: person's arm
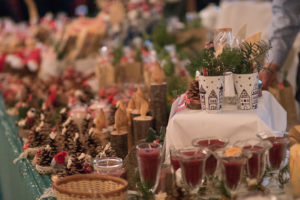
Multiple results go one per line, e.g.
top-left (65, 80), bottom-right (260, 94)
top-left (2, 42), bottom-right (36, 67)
top-left (259, 0), bottom-right (300, 89)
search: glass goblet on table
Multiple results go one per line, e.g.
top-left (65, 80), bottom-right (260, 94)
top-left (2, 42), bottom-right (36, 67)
top-left (177, 146), bottom-right (210, 198)
top-left (217, 149), bottom-right (248, 198)
top-left (243, 139), bottom-right (271, 185)
top-left (192, 137), bottom-right (228, 198)
top-left (264, 136), bottom-right (289, 193)
top-left (170, 146), bottom-right (180, 183)
top-left (136, 143), bottom-right (162, 193)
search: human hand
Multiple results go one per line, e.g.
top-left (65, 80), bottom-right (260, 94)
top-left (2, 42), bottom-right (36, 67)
top-left (259, 63), bottom-right (279, 89)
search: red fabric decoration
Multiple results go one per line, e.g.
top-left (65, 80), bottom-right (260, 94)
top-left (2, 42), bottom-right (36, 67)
top-left (23, 143), bottom-right (29, 150)
top-left (99, 89), bottom-right (106, 97)
top-left (54, 151), bottom-right (68, 164)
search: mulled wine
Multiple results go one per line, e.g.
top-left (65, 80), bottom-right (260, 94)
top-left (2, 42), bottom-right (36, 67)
top-left (181, 156), bottom-right (205, 186)
top-left (137, 143), bottom-right (161, 189)
top-left (222, 158), bottom-right (245, 190)
top-left (266, 137), bottom-right (288, 170)
top-left (193, 138), bottom-right (228, 176)
top-left (244, 145), bottom-right (264, 179)
top-left (177, 147), bottom-right (209, 194)
top-left (170, 156), bottom-right (180, 171)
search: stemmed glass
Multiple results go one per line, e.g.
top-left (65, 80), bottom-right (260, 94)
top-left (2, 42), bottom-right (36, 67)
top-left (241, 139), bottom-right (272, 185)
top-left (176, 146), bottom-right (210, 198)
top-left (192, 137), bottom-right (228, 198)
top-left (217, 146), bottom-right (249, 198)
top-left (263, 136), bottom-right (289, 193)
top-left (170, 146), bottom-right (180, 182)
top-left (136, 143), bottom-right (162, 193)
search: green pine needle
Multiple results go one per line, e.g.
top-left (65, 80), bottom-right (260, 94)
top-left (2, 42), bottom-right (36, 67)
top-left (146, 128), bottom-right (157, 143)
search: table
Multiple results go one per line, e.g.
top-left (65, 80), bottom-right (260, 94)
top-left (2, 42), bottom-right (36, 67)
top-left (0, 95), bottom-right (53, 200)
top-left (165, 91), bottom-right (287, 162)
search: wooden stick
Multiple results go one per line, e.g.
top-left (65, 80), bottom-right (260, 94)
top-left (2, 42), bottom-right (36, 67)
top-left (133, 116), bottom-right (153, 142)
top-left (110, 131), bottom-right (128, 159)
top-left (150, 83), bottom-right (167, 133)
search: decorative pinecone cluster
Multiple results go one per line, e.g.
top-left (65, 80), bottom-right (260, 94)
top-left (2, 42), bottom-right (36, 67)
top-left (28, 121), bottom-right (51, 148)
top-left (69, 133), bottom-right (86, 157)
top-left (95, 143), bottom-right (116, 159)
top-left (85, 128), bottom-right (105, 157)
top-left (187, 79), bottom-right (200, 102)
top-left (81, 114), bottom-right (93, 136)
top-left (65, 156), bottom-right (90, 176)
top-left (57, 107), bottom-right (68, 125)
top-left (36, 146), bottom-right (56, 166)
top-left (62, 117), bottom-right (79, 151)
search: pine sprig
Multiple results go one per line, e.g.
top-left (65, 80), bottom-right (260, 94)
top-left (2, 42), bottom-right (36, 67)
top-left (187, 47), bottom-right (224, 77)
top-left (237, 41), bottom-right (270, 74)
top-left (134, 172), bottom-right (155, 200)
top-left (218, 40), bottom-right (271, 74)
top-left (218, 48), bottom-right (243, 72)
top-left (112, 46), bottom-right (123, 66)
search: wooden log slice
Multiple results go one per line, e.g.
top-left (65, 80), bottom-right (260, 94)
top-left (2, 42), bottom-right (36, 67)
top-left (110, 130), bottom-right (128, 159)
top-left (129, 110), bottom-right (140, 147)
top-left (150, 83), bottom-right (167, 133)
top-left (133, 116), bottom-right (153, 142)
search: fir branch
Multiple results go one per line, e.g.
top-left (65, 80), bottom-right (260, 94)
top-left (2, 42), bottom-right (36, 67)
top-left (146, 128), bottom-right (157, 143)
top-left (186, 48), bottom-right (223, 76)
top-left (112, 46), bottom-right (123, 66)
top-left (135, 172), bottom-right (155, 200)
top-left (237, 41), bottom-right (271, 74)
top-left (218, 48), bottom-right (243, 72)
top-left (151, 23), bottom-right (176, 50)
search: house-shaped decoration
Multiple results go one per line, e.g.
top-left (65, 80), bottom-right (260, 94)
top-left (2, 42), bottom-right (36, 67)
top-left (219, 85), bottom-right (224, 109)
top-left (251, 85), bottom-right (258, 109)
top-left (239, 89), bottom-right (251, 110)
top-left (199, 85), bottom-right (206, 110)
top-left (208, 89), bottom-right (218, 110)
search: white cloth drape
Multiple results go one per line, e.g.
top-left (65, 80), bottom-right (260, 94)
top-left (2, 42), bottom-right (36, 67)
top-left (165, 91), bottom-right (287, 163)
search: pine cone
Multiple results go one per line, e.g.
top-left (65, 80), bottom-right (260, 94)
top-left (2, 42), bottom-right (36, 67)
top-left (36, 149), bottom-right (55, 166)
top-left (57, 108), bottom-right (68, 125)
top-left (69, 138), bottom-right (86, 157)
top-left (65, 157), bottom-right (86, 176)
top-left (85, 132), bottom-right (102, 157)
top-left (49, 138), bottom-right (58, 153)
top-left (63, 119), bottom-right (80, 151)
top-left (187, 80), bottom-right (200, 101)
top-left (81, 115), bottom-right (92, 136)
top-left (28, 122), bottom-right (50, 148)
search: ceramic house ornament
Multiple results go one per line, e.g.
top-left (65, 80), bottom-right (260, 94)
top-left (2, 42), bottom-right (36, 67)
top-left (233, 72), bottom-right (259, 110)
top-left (198, 76), bottom-right (225, 112)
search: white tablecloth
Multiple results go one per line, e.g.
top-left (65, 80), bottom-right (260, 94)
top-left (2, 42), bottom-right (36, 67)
top-left (165, 91), bottom-right (287, 162)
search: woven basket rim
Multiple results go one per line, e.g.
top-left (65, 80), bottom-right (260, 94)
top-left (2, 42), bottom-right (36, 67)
top-left (53, 174), bottom-right (128, 198)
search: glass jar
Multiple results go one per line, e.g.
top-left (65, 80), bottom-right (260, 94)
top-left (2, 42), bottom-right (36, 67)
top-left (93, 157), bottom-right (126, 178)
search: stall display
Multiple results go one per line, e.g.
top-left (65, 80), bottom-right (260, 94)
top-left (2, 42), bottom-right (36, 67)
top-left (0, 0), bottom-right (298, 199)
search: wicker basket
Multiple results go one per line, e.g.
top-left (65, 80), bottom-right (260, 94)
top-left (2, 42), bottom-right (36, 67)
top-left (53, 174), bottom-right (128, 200)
